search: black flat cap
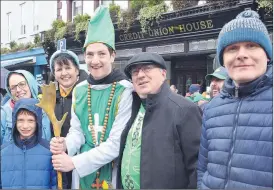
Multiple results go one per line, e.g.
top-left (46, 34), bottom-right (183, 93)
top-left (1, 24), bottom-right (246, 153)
top-left (124, 52), bottom-right (167, 79)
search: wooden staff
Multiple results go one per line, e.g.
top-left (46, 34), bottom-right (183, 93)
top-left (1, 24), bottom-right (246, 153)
top-left (36, 82), bottom-right (68, 190)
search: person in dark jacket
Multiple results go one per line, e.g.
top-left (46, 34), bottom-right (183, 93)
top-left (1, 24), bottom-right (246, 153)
top-left (116, 52), bottom-right (202, 189)
top-left (1, 98), bottom-right (56, 189)
top-left (49, 49), bottom-right (88, 188)
top-left (197, 10), bottom-right (273, 189)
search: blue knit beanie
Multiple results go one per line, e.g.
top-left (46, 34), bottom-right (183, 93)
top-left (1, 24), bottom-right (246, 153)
top-left (217, 10), bottom-right (272, 66)
top-left (189, 84), bottom-right (200, 94)
top-left (49, 50), bottom-right (80, 73)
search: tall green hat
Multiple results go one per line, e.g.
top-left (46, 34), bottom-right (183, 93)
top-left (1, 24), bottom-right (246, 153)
top-left (83, 6), bottom-right (115, 51)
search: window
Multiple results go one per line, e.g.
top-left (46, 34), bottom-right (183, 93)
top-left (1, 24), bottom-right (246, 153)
top-left (101, 0), bottom-right (114, 7)
top-left (94, 0), bottom-right (100, 10)
top-left (7, 12), bottom-right (11, 41)
top-left (40, 31), bottom-right (45, 42)
top-left (198, 0), bottom-right (206, 5)
top-left (72, 0), bottom-right (83, 17)
top-left (20, 2), bottom-right (26, 35)
top-left (113, 60), bottom-right (127, 71)
top-left (32, 1), bottom-right (39, 32)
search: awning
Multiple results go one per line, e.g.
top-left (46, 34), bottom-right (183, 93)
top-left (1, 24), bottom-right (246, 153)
top-left (1, 56), bottom-right (36, 68)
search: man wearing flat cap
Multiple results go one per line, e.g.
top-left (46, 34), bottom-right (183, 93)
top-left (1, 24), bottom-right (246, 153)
top-left (116, 52), bottom-right (202, 189)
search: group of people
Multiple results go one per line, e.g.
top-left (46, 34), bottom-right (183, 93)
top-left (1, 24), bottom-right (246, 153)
top-left (0, 6), bottom-right (273, 190)
top-left (183, 66), bottom-right (228, 108)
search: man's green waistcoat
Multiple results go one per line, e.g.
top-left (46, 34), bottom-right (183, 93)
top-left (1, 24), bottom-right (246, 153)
top-left (74, 83), bottom-right (125, 189)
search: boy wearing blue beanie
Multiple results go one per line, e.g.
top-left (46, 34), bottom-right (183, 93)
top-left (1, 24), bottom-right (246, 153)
top-left (198, 10), bottom-right (273, 189)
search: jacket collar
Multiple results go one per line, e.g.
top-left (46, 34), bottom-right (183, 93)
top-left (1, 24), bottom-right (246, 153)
top-left (147, 81), bottom-right (170, 103)
top-left (221, 65), bottom-right (273, 98)
top-left (56, 69), bottom-right (88, 99)
top-left (87, 68), bottom-right (128, 85)
top-left (14, 134), bottom-right (38, 150)
top-left (133, 81), bottom-right (170, 109)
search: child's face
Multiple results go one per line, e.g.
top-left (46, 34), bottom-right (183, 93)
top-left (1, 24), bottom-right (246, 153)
top-left (16, 112), bottom-right (36, 139)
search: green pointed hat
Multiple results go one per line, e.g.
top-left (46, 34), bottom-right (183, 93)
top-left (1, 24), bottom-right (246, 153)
top-left (83, 6), bottom-right (115, 51)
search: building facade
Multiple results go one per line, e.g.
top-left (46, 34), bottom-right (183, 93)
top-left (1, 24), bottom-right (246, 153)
top-left (3, 1), bottom-right (270, 93)
top-left (59, 0), bottom-right (129, 72)
top-left (58, 0), bottom-right (129, 23)
top-left (0, 1), bottom-right (129, 79)
top-left (1, 1), bottom-right (58, 83)
top-left (63, 0), bottom-right (273, 95)
top-left (1, 1), bottom-right (57, 48)
top-left (114, 0), bottom-right (269, 95)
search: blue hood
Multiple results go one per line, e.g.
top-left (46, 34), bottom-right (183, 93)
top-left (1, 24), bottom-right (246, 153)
top-left (5, 70), bottom-right (39, 100)
top-left (12, 98), bottom-right (43, 143)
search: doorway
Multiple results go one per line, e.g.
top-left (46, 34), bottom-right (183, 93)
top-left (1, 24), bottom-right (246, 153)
top-left (173, 56), bottom-right (207, 96)
top-left (176, 69), bottom-right (206, 96)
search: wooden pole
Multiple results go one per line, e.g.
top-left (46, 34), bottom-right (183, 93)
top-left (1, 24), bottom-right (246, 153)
top-left (36, 82), bottom-right (68, 189)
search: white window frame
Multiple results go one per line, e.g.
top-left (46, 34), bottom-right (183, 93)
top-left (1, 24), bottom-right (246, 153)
top-left (101, 0), bottom-right (112, 7)
top-left (7, 12), bottom-right (11, 41)
top-left (20, 2), bottom-right (26, 35)
top-left (32, 1), bottom-right (39, 32)
top-left (72, 0), bottom-right (83, 19)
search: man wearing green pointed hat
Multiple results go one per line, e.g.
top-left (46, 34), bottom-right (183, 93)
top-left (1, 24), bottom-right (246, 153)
top-left (50, 6), bottom-right (133, 189)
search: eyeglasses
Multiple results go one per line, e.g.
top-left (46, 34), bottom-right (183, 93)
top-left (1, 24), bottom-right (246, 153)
top-left (9, 81), bottom-right (27, 92)
top-left (131, 65), bottom-right (157, 76)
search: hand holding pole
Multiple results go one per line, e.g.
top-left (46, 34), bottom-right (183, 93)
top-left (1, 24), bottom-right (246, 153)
top-left (36, 82), bottom-right (68, 190)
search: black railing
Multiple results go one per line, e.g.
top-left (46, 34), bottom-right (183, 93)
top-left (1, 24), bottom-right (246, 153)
top-left (159, 0), bottom-right (252, 21)
top-left (113, 0), bottom-right (254, 28)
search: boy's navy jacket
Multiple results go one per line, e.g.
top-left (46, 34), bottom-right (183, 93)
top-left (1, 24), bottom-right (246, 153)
top-left (1, 98), bottom-right (57, 189)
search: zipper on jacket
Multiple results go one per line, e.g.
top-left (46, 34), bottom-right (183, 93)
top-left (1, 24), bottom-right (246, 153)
top-left (235, 87), bottom-right (239, 98)
top-left (61, 97), bottom-right (65, 135)
top-left (224, 99), bottom-right (243, 188)
top-left (61, 97), bottom-right (65, 116)
top-left (23, 145), bottom-right (26, 189)
top-left (42, 114), bottom-right (47, 140)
